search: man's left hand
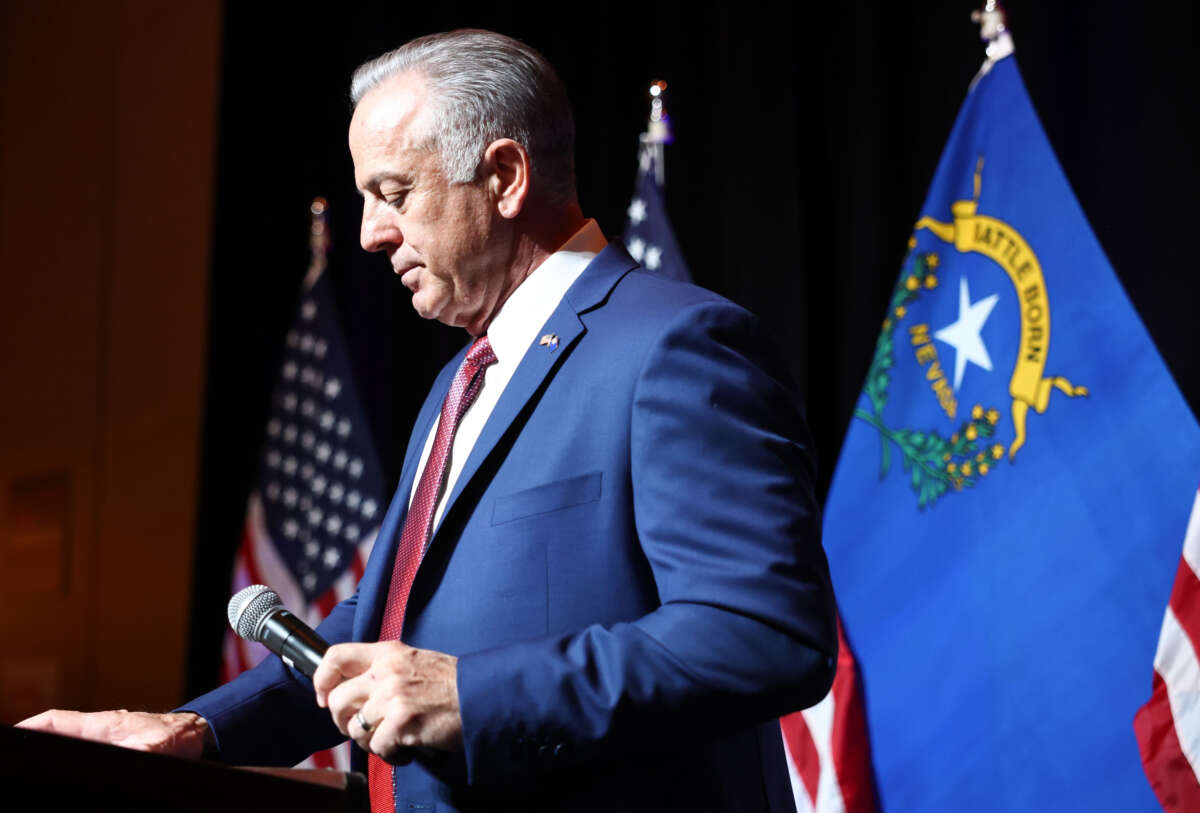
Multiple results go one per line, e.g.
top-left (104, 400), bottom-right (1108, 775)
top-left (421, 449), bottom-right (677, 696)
top-left (313, 641), bottom-right (462, 762)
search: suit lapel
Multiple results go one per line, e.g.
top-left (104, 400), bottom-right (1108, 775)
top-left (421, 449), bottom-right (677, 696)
top-left (431, 245), bottom-right (638, 543)
top-left (357, 246), bottom-right (639, 637)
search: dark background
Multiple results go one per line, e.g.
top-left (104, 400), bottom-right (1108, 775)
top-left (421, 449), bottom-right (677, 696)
top-left (187, 1), bottom-right (1200, 696)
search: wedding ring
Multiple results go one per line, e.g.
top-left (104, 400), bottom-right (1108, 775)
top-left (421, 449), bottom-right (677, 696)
top-left (355, 709), bottom-right (374, 733)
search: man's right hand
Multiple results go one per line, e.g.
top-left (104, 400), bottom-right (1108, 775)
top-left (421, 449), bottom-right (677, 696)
top-left (16, 709), bottom-right (214, 759)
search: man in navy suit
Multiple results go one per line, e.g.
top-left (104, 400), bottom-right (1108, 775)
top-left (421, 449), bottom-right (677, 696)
top-left (21, 29), bottom-right (836, 812)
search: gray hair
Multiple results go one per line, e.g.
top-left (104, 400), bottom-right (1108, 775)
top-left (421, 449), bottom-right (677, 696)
top-left (350, 29), bottom-right (576, 207)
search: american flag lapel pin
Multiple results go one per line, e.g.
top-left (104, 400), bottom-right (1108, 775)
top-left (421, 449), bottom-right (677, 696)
top-left (539, 333), bottom-right (559, 352)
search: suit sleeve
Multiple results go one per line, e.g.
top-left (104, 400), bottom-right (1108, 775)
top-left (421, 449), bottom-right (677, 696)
top-left (176, 596), bottom-right (357, 766)
top-left (456, 300), bottom-right (837, 784)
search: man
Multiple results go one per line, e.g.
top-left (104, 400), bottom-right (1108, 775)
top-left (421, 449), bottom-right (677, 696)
top-left (21, 29), bottom-right (836, 811)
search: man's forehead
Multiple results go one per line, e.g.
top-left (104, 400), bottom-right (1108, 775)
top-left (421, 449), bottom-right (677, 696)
top-left (350, 72), bottom-right (433, 149)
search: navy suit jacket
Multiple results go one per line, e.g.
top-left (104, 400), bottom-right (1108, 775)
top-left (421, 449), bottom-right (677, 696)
top-left (186, 246), bottom-right (837, 811)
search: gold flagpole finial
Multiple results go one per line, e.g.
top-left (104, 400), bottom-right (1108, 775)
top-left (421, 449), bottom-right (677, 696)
top-left (304, 197), bottom-right (330, 288)
top-left (640, 80), bottom-right (673, 186)
top-left (969, 2), bottom-right (1015, 90)
top-left (644, 81), bottom-right (673, 145)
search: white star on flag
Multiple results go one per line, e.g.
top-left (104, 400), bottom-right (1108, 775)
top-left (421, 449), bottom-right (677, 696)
top-left (627, 198), bottom-right (647, 226)
top-left (935, 276), bottom-right (1000, 391)
top-left (644, 245), bottom-right (663, 270)
top-left (627, 237), bottom-right (645, 261)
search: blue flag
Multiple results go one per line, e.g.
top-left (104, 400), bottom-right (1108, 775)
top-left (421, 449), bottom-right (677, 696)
top-left (622, 143), bottom-right (691, 282)
top-left (823, 54), bottom-right (1200, 810)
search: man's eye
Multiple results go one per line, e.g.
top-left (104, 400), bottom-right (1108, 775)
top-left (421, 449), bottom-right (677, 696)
top-left (385, 192), bottom-right (408, 209)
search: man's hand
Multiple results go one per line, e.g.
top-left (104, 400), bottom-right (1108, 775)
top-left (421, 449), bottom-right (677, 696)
top-left (16, 709), bottom-right (214, 759)
top-left (313, 641), bottom-right (462, 763)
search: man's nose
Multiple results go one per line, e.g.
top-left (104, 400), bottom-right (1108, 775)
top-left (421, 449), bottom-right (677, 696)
top-left (360, 200), bottom-right (399, 252)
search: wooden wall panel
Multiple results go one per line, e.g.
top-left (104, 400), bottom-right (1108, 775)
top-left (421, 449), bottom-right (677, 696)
top-left (0, 0), bottom-right (221, 720)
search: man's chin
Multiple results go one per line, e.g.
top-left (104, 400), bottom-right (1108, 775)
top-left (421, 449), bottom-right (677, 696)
top-left (409, 294), bottom-right (444, 323)
top-left (409, 294), bottom-right (479, 332)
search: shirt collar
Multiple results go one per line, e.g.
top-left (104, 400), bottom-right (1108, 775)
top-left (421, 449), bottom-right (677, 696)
top-left (486, 219), bottom-right (607, 368)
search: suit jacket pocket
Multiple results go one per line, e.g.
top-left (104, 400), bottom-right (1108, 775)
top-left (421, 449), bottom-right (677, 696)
top-left (491, 471), bottom-right (603, 526)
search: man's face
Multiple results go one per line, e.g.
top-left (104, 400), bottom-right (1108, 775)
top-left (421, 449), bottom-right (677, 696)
top-left (350, 73), bottom-right (506, 334)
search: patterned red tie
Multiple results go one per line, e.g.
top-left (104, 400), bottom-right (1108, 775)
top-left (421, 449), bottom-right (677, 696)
top-left (369, 335), bottom-right (497, 813)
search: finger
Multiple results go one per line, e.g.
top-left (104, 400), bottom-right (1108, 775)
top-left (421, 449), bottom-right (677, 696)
top-left (16, 709), bottom-right (67, 732)
top-left (325, 672), bottom-right (378, 736)
top-left (348, 701), bottom-right (381, 754)
top-left (16, 708), bottom-right (90, 737)
top-left (366, 697), bottom-right (421, 764)
top-left (313, 642), bottom-right (378, 707)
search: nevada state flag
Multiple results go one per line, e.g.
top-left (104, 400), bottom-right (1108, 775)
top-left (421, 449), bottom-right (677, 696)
top-left (821, 54), bottom-right (1200, 810)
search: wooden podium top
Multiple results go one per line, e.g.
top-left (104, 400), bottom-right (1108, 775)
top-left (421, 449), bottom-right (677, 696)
top-left (0, 724), bottom-right (367, 812)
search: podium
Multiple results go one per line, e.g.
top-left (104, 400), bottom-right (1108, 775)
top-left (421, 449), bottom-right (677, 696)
top-left (0, 725), bottom-right (368, 812)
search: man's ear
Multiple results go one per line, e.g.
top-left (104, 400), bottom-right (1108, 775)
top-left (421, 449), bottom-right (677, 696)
top-left (481, 138), bottom-right (530, 219)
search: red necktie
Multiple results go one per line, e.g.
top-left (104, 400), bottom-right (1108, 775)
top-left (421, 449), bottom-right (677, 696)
top-left (369, 335), bottom-right (497, 813)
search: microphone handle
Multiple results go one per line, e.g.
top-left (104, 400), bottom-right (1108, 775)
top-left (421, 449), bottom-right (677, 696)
top-left (258, 609), bottom-right (329, 678)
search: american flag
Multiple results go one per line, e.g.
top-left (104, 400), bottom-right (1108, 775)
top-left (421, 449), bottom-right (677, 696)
top-left (1135, 489), bottom-right (1200, 810)
top-left (620, 105), bottom-right (876, 812)
top-left (779, 620), bottom-right (877, 813)
top-left (622, 142), bottom-right (690, 283)
top-left (222, 210), bottom-right (386, 770)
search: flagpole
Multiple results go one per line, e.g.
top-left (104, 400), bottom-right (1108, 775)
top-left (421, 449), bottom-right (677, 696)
top-left (640, 80), bottom-right (672, 186)
top-left (622, 79), bottom-right (691, 282)
top-left (969, 1), bottom-right (1015, 90)
top-left (303, 196), bottom-right (330, 289)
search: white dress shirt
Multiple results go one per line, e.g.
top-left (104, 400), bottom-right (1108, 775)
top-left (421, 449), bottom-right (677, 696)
top-left (409, 219), bottom-right (608, 532)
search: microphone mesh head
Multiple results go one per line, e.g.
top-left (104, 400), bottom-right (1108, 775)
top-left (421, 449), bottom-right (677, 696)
top-left (227, 584), bottom-right (282, 641)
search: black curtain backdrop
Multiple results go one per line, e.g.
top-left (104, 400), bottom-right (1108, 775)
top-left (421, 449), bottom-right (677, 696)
top-left (187, 1), bottom-right (1200, 697)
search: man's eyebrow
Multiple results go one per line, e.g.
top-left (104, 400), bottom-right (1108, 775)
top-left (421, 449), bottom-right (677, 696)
top-left (363, 172), bottom-right (412, 188)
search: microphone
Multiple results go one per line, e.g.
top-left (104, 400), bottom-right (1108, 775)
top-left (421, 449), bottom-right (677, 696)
top-left (227, 584), bottom-right (329, 678)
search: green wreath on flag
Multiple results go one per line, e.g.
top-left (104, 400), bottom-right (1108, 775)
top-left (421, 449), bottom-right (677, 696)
top-left (855, 247), bottom-right (1006, 509)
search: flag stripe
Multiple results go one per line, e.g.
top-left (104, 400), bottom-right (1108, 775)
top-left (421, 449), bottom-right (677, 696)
top-left (315, 590), bottom-right (337, 619)
top-left (804, 691), bottom-right (848, 812)
top-left (246, 494), bottom-right (307, 613)
top-left (1135, 674), bottom-right (1200, 812)
top-left (1138, 490), bottom-right (1200, 808)
top-left (780, 711), bottom-right (821, 807)
top-left (1159, 603), bottom-right (1200, 778)
top-left (1169, 553), bottom-right (1200, 659)
top-left (309, 748), bottom-right (335, 770)
top-left (780, 618), bottom-right (876, 812)
top-left (829, 620), bottom-right (878, 812)
top-left (1139, 609), bottom-right (1200, 809)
